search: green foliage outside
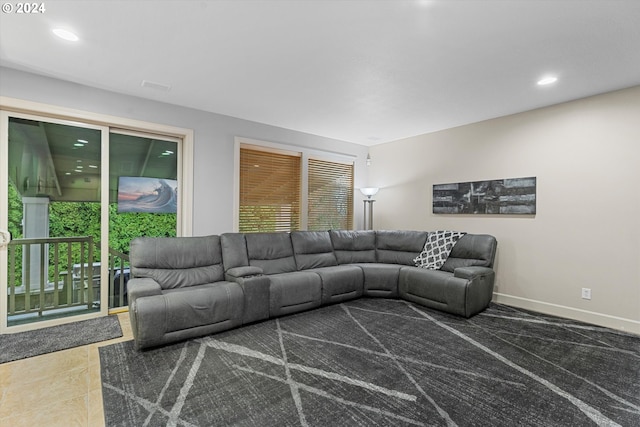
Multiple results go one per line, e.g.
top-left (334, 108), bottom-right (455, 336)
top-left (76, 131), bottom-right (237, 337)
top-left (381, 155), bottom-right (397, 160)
top-left (7, 184), bottom-right (23, 240)
top-left (109, 205), bottom-right (176, 253)
top-left (239, 205), bottom-right (279, 232)
top-left (6, 184), bottom-right (24, 285)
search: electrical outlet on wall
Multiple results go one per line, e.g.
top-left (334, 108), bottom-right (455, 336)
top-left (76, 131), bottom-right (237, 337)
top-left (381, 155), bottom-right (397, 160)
top-left (581, 288), bottom-right (592, 300)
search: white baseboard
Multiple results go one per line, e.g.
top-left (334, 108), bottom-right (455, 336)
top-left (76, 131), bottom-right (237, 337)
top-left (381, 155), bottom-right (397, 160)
top-left (493, 293), bottom-right (640, 336)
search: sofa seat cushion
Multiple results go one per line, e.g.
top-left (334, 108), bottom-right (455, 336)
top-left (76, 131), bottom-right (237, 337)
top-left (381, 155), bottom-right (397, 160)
top-left (306, 265), bottom-right (364, 305)
top-left (291, 231), bottom-right (338, 270)
top-left (330, 230), bottom-right (376, 264)
top-left (269, 271), bottom-right (322, 317)
top-left (355, 263), bottom-right (402, 298)
top-left (376, 230), bottom-right (428, 265)
top-left (161, 282), bottom-right (244, 333)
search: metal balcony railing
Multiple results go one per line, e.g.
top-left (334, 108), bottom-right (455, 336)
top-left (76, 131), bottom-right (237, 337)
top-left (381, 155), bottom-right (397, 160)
top-left (6, 236), bottom-right (131, 323)
top-left (108, 247), bottom-right (130, 309)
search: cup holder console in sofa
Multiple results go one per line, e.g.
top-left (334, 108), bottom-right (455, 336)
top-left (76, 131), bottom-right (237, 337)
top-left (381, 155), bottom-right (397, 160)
top-left (128, 230), bottom-right (497, 350)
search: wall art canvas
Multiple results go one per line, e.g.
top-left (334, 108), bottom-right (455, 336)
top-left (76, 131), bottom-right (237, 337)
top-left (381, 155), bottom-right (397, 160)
top-left (433, 177), bottom-right (536, 215)
top-left (117, 177), bottom-right (178, 213)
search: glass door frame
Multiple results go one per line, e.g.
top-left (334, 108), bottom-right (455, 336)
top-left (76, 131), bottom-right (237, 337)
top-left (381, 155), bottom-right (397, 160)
top-left (0, 111), bottom-right (109, 331)
top-left (0, 96), bottom-right (194, 333)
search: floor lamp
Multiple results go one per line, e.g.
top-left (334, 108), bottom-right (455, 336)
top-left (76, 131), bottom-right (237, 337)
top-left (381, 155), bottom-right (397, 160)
top-left (360, 187), bottom-right (379, 230)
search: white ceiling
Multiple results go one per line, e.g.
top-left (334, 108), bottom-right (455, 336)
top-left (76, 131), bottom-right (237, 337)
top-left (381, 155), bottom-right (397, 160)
top-left (1, 0), bottom-right (639, 146)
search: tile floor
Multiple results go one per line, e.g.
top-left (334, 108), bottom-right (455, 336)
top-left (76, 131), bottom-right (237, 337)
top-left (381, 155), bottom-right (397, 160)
top-left (0, 313), bottom-right (134, 427)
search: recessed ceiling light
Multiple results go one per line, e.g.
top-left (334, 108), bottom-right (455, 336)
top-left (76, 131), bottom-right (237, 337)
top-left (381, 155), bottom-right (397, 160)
top-left (74, 143), bottom-right (84, 147)
top-left (52, 28), bottom-right (79, 42)
top-left (77, 139), bottom-right (88, 144)
top-left (537, 76), bottom-right (558, 86)
top-left (89, 165), bottom-right (98, 169)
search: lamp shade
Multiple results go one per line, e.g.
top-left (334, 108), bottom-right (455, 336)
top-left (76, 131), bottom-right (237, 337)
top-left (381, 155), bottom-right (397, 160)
top-left (360, 187), bottom-right (379, 197)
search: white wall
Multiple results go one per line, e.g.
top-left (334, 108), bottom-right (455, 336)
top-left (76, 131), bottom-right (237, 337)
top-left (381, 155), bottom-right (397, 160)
top-left (0, 67), bottom-right (370, 234)
top-left (369, 86), bottom-right (640, 333)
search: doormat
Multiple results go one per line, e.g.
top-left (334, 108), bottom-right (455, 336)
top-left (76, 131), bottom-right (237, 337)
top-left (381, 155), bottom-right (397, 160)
top-left (0, 315), bottom-right (122, 364)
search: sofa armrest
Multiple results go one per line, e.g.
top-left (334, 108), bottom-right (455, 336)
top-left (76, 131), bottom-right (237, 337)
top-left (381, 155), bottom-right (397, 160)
top-left (453, 267), bottom-right (496, 317)
top-left (127, 278), bottom-right (163, 349)
top-left (453, 266), bottom-right (494, 280)
top-left (127, 277), bottom-right (162, 303)
top-left (235, 275), bottom-right (270, 324)
top-left (130, 294), bottom-right (167, 350)
top-left (223, 266), bottom-right (268, 324)
top-left (225, 266), bottom-right (263, 280)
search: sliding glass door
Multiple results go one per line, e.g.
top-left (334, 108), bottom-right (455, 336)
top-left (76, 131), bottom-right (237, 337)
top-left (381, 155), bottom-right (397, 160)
top-left (1, 112), bottom-right (108, 329)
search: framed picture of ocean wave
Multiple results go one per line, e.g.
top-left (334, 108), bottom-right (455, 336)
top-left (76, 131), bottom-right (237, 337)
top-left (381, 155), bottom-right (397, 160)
top-left (433, 177), bottom-right (536, 215)
top-left (117, 177), bottom-right (178, 213)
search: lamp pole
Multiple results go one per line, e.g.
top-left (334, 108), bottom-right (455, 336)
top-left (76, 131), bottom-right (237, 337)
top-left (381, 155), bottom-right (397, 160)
top-left (359, 187), bottom-right (379, 230)
top-left (363, 198), bottom-right (375, 230)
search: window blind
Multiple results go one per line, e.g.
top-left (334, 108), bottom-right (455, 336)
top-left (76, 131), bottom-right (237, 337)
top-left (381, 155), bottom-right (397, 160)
top-left (239, 147), bottom-right (301, 232)
top-left (307, 158), bottom-right (354, 231)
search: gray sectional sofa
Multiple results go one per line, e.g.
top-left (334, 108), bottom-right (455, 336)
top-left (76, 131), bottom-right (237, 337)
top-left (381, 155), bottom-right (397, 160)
top-left (128, 230), bottom-right (497, 350)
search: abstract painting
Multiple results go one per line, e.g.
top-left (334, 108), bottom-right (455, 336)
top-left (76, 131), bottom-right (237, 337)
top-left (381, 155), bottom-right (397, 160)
top-left (433, 177), bottom-right (536, 214)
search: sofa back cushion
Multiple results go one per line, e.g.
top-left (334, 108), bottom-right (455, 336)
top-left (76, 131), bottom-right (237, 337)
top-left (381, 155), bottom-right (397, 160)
top-left (376, 230), bottom-right (428, 265)
top-left (441, 234), bottom-right (497, 272)
top-left (330, 230), bottom-right (376, 264)
top-left (130, 235), bottom-right (224, 290)
top-left (220, 233), bottom-right (249, 270)
top-left (291, 231), bottom-right (338, 270)
top-left (245, 232), bottom-right (297, 275)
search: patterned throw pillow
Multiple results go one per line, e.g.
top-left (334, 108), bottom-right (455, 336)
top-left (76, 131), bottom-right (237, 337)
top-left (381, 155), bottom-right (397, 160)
top-left (414, 231), bottom-right (466, 270)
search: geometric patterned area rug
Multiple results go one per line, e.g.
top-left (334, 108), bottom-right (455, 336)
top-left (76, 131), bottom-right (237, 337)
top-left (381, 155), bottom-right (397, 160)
top-left (0, 315), bottom-right (122, 364)
top-left (99, 299), bottom-right (640, 426)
